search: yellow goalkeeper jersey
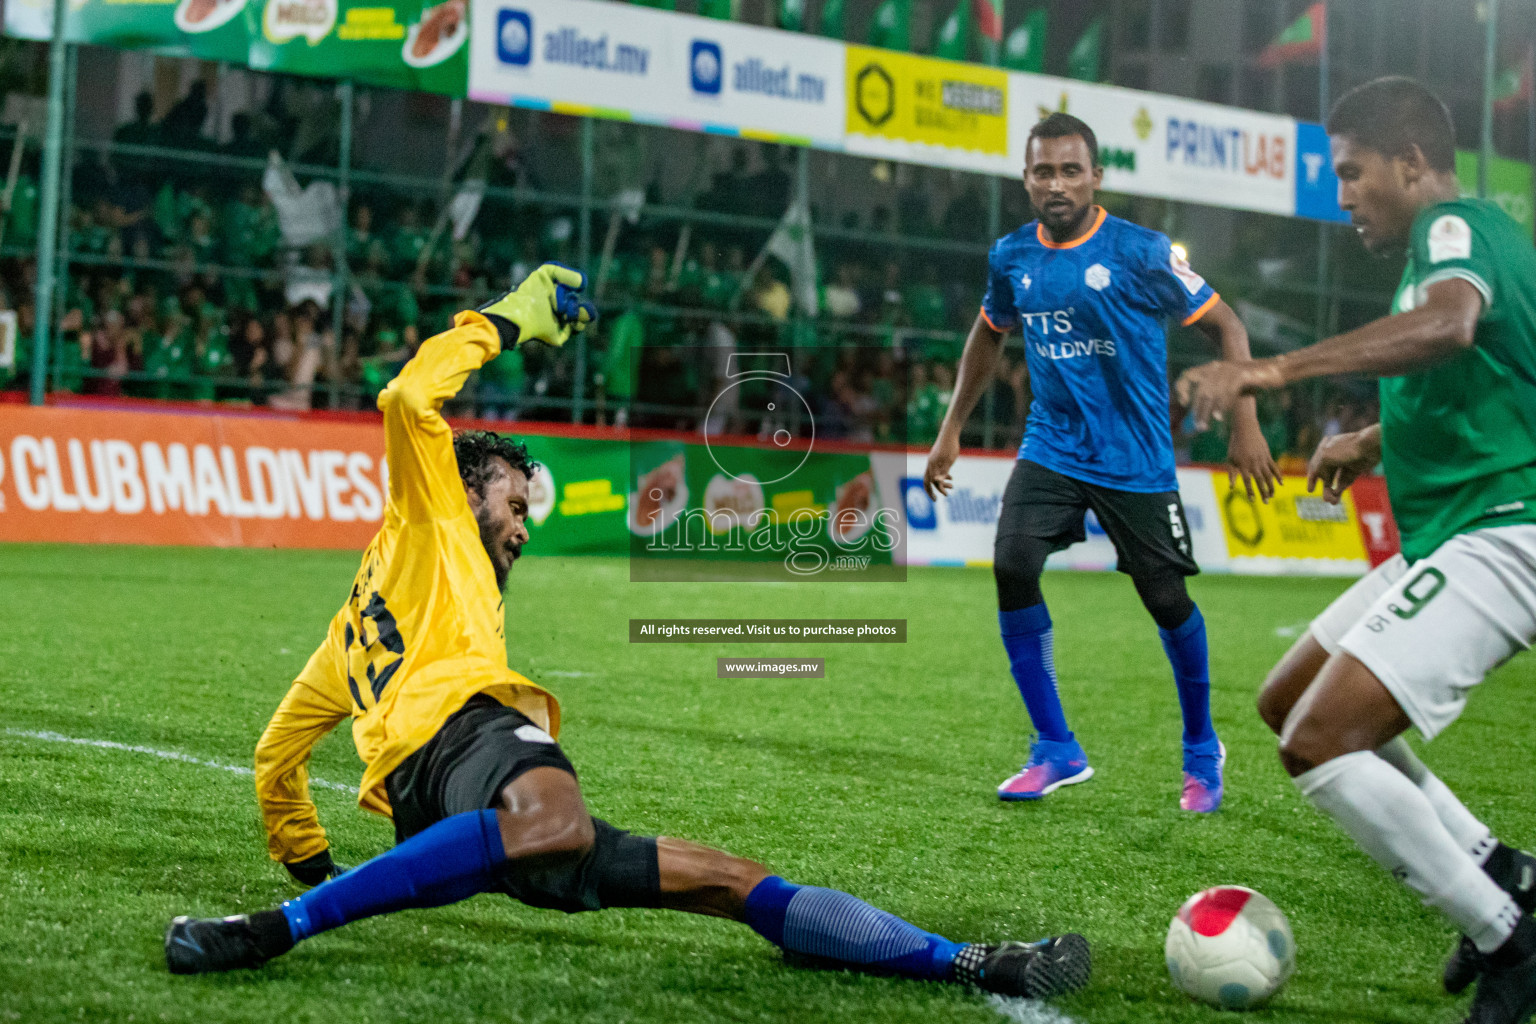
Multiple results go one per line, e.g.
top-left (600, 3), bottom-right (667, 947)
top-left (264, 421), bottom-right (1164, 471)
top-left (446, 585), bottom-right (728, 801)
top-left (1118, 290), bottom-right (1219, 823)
top-left (254, 311), bottom-right (560, 864)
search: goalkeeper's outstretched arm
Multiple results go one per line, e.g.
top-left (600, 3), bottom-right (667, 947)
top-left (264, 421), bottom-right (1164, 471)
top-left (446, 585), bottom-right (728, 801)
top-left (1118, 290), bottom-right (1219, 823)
top-left (378, 263), bottom-right (596, 523)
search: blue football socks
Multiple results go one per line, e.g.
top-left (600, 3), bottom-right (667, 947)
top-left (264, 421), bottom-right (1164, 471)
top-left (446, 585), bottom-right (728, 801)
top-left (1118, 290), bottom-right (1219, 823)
top-left (998, 603), bottom-right (1073, 744)
top-left (743, 876), bottom-right (964, 980)
top-left (279, 809), bottom-right (506, 943)
top-left (1159, 606), bottom-right (1217, 749)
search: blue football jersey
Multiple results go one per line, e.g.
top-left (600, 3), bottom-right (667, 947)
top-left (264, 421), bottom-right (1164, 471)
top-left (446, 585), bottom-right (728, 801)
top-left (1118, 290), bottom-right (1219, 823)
top-left (980, 208), bottom-right (1218, 493)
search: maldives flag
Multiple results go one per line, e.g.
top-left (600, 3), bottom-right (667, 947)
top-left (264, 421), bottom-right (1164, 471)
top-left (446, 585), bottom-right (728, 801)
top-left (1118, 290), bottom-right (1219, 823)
top-left (1259, 3), bottom-right (1326, 69)
top-left (972, 0), bottom-right (1003, 43)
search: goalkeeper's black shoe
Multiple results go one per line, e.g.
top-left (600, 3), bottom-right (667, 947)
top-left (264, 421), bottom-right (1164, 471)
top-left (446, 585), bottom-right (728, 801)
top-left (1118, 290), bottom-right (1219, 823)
top-left (951, 934), bottom-right (1091, 999)
top-left (1448, 847), bottom-right (1536, 994)
top-left (1464, 918), bottom-right (1536, 1024)
top-left (165, 912), bottom-right (293, 974)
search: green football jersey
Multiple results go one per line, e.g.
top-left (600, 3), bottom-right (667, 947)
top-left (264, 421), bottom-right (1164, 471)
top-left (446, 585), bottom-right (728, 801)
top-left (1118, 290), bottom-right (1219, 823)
top-left (1383, 198), bottom-right (1536, 561)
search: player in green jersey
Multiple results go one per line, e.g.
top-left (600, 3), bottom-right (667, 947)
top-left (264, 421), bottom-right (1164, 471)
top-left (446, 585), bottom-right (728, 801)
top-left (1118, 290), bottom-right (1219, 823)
top-left (1179, 77), bottom-right (1536, 1024)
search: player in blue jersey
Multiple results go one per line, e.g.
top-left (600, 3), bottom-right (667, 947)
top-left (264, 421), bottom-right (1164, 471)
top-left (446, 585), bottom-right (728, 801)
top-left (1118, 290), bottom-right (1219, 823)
top-left (923, 113), bottom-right (1278, 810)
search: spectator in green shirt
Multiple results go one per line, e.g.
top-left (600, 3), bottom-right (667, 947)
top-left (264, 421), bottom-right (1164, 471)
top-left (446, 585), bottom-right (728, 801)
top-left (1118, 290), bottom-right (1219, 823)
top-left (144, 313), bottom-right (193, 400)
top-left (222, 184), bottom-right (281, 269)
top-left (906, 361), bottom-right (952, 445)
top-left (347, 202), bottom-right (377, 267)
top-left (391, 203), bottom-right (431, 275)
top-left (599, 308), bottom-right (644, 425)
top-left (192, 315), bottom-right (232, 402)
top-left (904, 262), bottom-right (948, 331)
top-left (5, 173), bottom-right (38, 247)
top-left (50, 308), bottom-right (90, 395)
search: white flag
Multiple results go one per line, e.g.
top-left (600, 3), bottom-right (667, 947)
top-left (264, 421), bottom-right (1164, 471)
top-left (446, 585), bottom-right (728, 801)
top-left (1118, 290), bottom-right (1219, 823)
top-left (449, 178), bottom-right (486, 241)
top-left (763, 195), bottom-right (818, 316)
top-left (262, 152), bottom-right (339, 248)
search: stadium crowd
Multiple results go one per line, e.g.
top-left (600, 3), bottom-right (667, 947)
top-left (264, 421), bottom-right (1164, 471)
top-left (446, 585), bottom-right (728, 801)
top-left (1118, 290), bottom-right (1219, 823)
top-left (0, 79), bottom-right (1363, 459)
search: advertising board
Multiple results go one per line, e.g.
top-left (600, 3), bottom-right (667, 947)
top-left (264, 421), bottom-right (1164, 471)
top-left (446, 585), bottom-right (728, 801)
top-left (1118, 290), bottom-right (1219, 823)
top-left (468, 0), bottom-right (844, 147)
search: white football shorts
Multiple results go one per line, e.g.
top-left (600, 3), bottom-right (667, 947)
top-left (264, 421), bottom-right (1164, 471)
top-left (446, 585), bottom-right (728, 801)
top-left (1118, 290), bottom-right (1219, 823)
top-left (1309, 524), bottom-right (1536, 740)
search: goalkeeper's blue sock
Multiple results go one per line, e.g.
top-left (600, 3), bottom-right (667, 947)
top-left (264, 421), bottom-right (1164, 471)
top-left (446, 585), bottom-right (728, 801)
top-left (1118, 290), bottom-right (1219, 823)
top-left (277, 809), bottom-right (505, 943)
top-left (1159, 606), bottom-right (1217, 748)
top-left (743, 875), bottom-right (964, 980)
top-left (999, 603), bottom-right (1073, 744)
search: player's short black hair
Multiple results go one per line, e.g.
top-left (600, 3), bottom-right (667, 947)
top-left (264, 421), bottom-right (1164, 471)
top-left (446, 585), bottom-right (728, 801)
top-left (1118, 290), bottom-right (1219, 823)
top-left (1028, 112), bottom-right (1099, 168)
top-left (453, 430), bottom-right (539, 496)
top-left (1327, 76), bottom-right (1455, 173)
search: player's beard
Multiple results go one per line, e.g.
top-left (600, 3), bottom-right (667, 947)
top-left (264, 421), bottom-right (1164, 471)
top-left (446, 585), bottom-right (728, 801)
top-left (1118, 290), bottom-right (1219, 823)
top-left (475, 512), bottom-right (520, 593)
top-left (1039, 198), bottom-right (1089, 236)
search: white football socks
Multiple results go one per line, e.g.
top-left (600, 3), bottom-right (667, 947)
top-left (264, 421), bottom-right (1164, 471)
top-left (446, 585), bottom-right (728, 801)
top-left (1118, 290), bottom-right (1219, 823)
top-left (1297, 750), bottom-right (1520, 954)
top-left (1374, 736), bottom-right (1497, 864)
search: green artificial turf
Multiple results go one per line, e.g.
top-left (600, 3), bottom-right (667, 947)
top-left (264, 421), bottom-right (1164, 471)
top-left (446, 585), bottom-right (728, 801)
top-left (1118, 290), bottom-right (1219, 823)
top-left (2, 543), bottom-right (1534, 1024)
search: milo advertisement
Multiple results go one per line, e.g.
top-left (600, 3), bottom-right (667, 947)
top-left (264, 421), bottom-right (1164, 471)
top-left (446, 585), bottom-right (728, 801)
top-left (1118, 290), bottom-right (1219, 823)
top-left (518, 434), bottom-right (630, 556)
top-left (5, 0), bottom-right (467, 95)
top-left (626, 348), bottom-right (907, 583)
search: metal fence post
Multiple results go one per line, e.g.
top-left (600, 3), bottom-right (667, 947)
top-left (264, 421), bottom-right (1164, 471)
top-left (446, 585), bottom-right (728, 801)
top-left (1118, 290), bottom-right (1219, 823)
top-left (330, 78), bottom-right (353, 410)
top-left (572, 116), bottom-right (595, 423)
top-left (52, 43), bottom-right (75, 332)
top-left (1479, 0), bottom-right (1499, 199)
top-left (28, 0), bottom-right (70, 406)
top-left (1312, 20), bottom-right (1332, 347)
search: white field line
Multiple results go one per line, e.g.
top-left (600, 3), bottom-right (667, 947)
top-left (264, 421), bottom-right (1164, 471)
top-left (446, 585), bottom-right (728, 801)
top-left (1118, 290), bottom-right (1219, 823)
top-left (1274, 619), bottom-right (1311, 639)
top-left (10, 726), bottom-right (1083, 1022)
top-left (14, 726), bottom-right (1086, 1021)
top-left (985, 995), bottom-right (1084, 1024)
top-left (3, 727), bottom-right (359, 794)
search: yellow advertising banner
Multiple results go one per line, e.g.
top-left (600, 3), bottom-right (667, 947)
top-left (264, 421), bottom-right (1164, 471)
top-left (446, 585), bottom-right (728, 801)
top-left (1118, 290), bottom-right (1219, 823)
top-left (1213, 474), bottom-right (1369, 564)
top-left (844, 46), bottom-right (1008, 156)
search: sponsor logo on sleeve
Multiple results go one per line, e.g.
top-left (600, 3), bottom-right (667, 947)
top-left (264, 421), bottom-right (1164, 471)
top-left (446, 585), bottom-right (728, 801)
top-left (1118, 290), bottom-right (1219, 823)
top-left (1427, 214), bottom-right (1472, 263)
top-left (1170, 250), bottom-right (1206, 295)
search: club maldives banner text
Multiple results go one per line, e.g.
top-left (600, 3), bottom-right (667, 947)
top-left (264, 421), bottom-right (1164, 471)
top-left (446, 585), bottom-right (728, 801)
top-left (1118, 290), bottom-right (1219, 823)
top-left (0, 405), bottom-right (623, 550)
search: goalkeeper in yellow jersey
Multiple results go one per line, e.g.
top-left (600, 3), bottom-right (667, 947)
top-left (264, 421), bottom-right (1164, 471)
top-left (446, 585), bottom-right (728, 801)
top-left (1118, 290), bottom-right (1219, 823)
top-left (163, 264), bottom-right (1089, 1001)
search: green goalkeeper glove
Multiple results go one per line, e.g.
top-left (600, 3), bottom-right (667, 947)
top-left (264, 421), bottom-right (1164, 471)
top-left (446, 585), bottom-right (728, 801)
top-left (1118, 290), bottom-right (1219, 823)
top-left (477, 262), bottom-right (598, 350)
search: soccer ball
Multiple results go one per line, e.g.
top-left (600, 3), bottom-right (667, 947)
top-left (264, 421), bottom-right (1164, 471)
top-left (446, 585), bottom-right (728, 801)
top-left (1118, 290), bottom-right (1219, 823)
top-left (1165, 886), bottom-right (1295, 1009)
